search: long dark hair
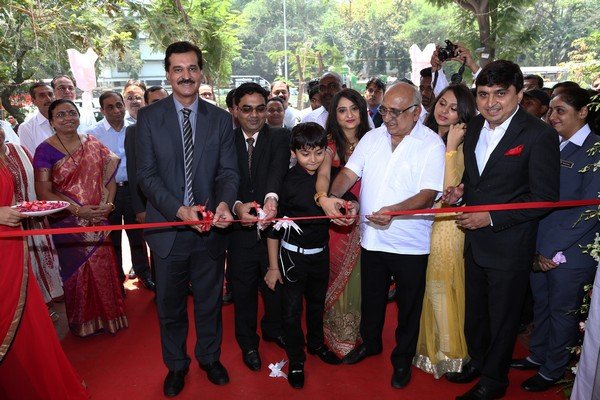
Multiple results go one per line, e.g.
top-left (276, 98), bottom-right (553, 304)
top-left (424, 84), bottom-right (477, 136)
top-left (325, 88), bottom-right (370, 164)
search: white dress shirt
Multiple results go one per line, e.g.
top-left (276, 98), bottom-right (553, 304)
top-left (284, 107), bottom-right (300, 128)
top-left (475, 106), bottom-right (519, 174)
top-left (87, 118), bottom-right (129, 183)
top-left (345, 121), bottom-right (445, 254)
top-left (18, 111), bottom-right (54, 155)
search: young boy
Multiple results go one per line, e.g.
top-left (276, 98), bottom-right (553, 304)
top-left (265, 122), bottom-right (358, 389)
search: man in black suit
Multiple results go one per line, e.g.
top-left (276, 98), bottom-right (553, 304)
top-left (444, 60), bottom-right (560, 400)
top-left (136, 41), bottom-right (239, 398)
top-left (228, 83), bottom-right (290, 371)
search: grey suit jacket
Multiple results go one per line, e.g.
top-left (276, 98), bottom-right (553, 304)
top-left (136, 95), bottom-right (239, 258)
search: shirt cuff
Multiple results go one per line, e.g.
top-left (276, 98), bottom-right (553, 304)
top-left (264, 193), bottom-right (279, 203)
top-left (472, 67), bottom-right (482, 80)
top-left (489, 213), bottom-right (494, 227)
top-left (232, 200), bottom-right (243, 216)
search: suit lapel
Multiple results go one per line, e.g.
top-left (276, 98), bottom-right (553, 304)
top-left (251, 125), bottom-right (269, 178)
top-left (192, 99), bottom-right (209, 175)
top-left (164, 96), bottom-right (184, 166)
top-left (480, 108), bottom-right (525, 180)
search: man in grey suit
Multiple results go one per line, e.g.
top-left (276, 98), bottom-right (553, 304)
top-left (136, 41), bottom-right (239, 398)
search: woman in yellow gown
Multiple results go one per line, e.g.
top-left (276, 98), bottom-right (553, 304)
top-left (413, 84), bottom-right (477, 378)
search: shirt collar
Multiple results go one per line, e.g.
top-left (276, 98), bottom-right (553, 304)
top-left (34, 111), bottom-right (49, 125)
top-left (564, 124), bottom-right (591, 147)
top-left (173, 96), bottom-right (199, 115)
top-left (101, 117), bottom-right (126, 133)
top-left (482, 105), bottom-right (520, 133)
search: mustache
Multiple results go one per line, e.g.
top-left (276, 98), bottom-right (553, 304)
top-left (177, 79), bottom-right (196, 85)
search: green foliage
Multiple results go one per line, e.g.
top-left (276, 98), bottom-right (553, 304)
top-left (0, 0), bottom-right (138, 121)
top-left (140, 0), bottom-right (243, 85)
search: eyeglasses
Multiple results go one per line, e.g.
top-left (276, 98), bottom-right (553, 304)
top-left (237, 105), bottom-right (267, 114)
top-left (56, 85), bottom-right (75, 92)
top-left (378, 104), bottom-right (418, 118)
top-left (54, 110), bottom-right (79, 119)
top-left (126, 95), bottom-right (143, 102)
top-left (319, 82), bottom-right (341, 92)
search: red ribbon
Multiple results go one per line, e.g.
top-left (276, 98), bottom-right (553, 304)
top-left (1, 198), bottom-right (598, 238)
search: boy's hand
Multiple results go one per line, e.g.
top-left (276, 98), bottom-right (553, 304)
top-left (320, 196), bottom-right (354, 226)
top-left (265, 268), bottom-right (283, 291)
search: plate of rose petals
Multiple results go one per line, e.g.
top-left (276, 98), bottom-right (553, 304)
top-left (12, 200), bottom-right (70, 217)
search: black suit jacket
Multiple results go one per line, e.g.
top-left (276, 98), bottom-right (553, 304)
top-left (462, 107), bottom-right (560, 270)
top-left (232, 125), bottom-right (290, 247)
top-left (124, 123), bottom-right (147, 214)
top-left (136, 95), bottom-right (239, 258)
top-left (372, 110), bottom-right (384, 128)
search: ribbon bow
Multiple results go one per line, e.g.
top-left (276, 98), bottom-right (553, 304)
top-left (268, 359), bottom-right (288, 379)
top-left (193, 204), bottom-right (214, 232)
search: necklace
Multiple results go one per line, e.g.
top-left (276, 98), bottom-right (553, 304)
top-left (56, 134), bottom-right (82, 164)
top-left (348, 141), bottom-right (358, 153)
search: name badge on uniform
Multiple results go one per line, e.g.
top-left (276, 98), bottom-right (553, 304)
top-left (560, 159), bottom-right (574, 168)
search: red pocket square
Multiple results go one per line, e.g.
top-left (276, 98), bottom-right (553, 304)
top-left (504, 144), bottom-right (524, 156)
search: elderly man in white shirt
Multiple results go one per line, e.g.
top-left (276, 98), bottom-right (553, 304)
top-left (18, 82), bottom-right (55, 155)
top-left (320, 82), bottom-right (445, 389)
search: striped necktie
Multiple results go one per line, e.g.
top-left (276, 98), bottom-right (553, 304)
top-left (182, 108), bottom-right (195, 206)
top-left (246, 137), bottom-right (255, 172)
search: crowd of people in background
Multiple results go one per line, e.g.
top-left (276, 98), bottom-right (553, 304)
top-left (0, 40), bottom-right (599, 400)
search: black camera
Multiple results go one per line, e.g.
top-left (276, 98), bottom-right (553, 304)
top-left (438, 40), bottom-right (458, 62)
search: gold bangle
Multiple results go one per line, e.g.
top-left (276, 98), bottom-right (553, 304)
top-left (314, 192), bottom-right (328, 206)
top-left (106, 202), bottom-right (116, 211)
top-left (74, 206), bottom-right (80, 218)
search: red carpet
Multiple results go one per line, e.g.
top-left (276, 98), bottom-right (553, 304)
top-left (62, 285), bottom-right (566, 400)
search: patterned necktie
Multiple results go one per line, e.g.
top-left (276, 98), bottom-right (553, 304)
top-left (246, 137), bottom-right (255, 172)
top-left (182, 108), bottom-right (195, 206)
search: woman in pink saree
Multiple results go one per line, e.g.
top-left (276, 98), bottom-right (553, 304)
top-left (33, 99), bottom-right (127, 337)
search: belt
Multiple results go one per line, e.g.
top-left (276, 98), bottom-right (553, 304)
top-left (116, 181), bottom-right (129, 187)
top-left (281, 240), bottom-right (325, 255)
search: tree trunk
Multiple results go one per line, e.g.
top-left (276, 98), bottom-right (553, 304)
top-left (1, 87), bottom-right (25, 123)
top-left (475, 3), bottom-right (493, 65)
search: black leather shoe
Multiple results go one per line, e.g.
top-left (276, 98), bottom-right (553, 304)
top-left (342, 344), bottom-right (379, 365)
top-left (139, 274), bottom-right (156, 292)
top-left (446, 363), bottom-right (481, 384)
top-left (288, 362), bottom-right (304, 389)
top-left (521, 373), bottom-right (559, 392)
top-left (456, 383), bottom-right (506, 400)
top-left (263, 335), bottom-right (286, 349)
top-left (163, 368), bottom-right (188, 397)
top-left (307, 345), bottom-right (342, 365)
top-left (243, 349), bottom-right (261, 371)
top-left (510, 358), bottom-right (541, 370)
top-left (200, 361), bottom-right (229, 385)
top-left (391, 366), bottom-right (412, 388)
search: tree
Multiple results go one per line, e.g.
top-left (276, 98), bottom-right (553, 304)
top-left (427, 0), bottom-right (535, 64)
top-left (139, 0), bottom-right (243, 86)
top-left (0, 0), bottom-right (136, 122)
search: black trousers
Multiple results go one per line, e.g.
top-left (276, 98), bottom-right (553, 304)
top-left (228, 232), bottom-right (282, 352)
top-left (360, 248), bottom-right (428, 369)
top-left (280, 247), bottom-right (329, 363)
top-left (154, 230), bottom-right (224, 370)
top-left (464, 247), bottom-right (530, 390)
top-left (109, 185), bottom-right (150, 280)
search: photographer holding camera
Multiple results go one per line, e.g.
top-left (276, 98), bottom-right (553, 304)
top-left (429, 41), bottom-right (481, 97)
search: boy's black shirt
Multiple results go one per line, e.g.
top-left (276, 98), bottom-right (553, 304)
top-left (269, 164), bottom-right (356, 249)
